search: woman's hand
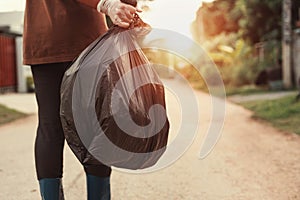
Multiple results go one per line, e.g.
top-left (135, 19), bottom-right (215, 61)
top-left (98, 0), bottom-right (140, 28)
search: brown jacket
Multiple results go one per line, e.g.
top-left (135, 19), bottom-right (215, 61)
top-left (23, 0), bottom-right (108, 65)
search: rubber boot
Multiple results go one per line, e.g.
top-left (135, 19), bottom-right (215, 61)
top-left (39, 178), bottom-right (64, 200)
top-left (86, 174), bottom-right (111, 200)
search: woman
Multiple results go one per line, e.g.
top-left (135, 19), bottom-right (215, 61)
top-left (23, 0), bottom-right (138, 199)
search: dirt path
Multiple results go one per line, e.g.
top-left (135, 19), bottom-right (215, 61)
top-left (110, 84), bottom-right (300, 200)
top-left (0, 81), bottom-right (300, 199)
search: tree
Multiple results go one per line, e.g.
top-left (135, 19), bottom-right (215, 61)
top-left (239, 0), bottom-right (282, 44)
top-left (192, 0), bottom-right (287, 44)
top-left (191, 0), bottom-right (241, 42)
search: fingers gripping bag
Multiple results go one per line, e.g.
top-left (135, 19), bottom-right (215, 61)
top-left (60, 5), bottom-right (170, 169)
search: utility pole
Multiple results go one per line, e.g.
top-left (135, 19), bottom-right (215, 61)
top-left (282, 0), bottom-right (293, 88)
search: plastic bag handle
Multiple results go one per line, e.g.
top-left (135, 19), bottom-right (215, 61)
top-left (121, 0), bottom-right (137, 7)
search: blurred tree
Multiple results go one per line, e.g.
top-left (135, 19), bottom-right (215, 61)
top-left (191, 0), bottom-right (241, 42)
top-left (191, 0), bottom-right (300, 44)
top-left (240, 0), bottom-right (282, 44)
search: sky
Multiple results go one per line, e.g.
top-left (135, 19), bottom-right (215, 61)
top-left (0, 0), bottom-right (214, 37)
top-left (139, 0), bottom-right (203, 37)
top-left (0, 0), bottom-right (26, 12)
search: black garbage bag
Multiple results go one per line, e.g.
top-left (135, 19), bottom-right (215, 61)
top-left (60, 15), bottom-right (169, 170)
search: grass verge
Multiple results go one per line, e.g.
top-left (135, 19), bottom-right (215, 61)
top-left (240, 95), bottom-right (300, 135)
top-left (226, 85), bottom-right (269, 96)
top-left (0, 104), bottom-right (27, 125)
top-left (225, 85), bottom-right (299, 96)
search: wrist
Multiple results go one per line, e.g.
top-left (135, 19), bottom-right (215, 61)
top-left (97, 0), bottom-right (106, 13)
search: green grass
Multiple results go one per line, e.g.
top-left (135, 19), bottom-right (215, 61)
top-left (0, 104), bottom-right (27, 125)
top-left (226, 85), bottom-right (268, 96)
top-left (240, 95), bottom-right (300, 135)
top-left (225, 85), bottom-right (298, 96)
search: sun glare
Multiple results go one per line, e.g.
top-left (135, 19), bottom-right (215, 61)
top-left (139, 0), bottom-right (204, 38)
top-left (139, 0), bottom-right (210, 60)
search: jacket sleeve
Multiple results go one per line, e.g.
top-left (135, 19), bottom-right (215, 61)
top-left (76, 0), bottom-right (100, 9)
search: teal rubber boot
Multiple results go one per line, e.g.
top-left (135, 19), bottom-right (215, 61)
top-left (39, 178), bottom-right (64, 200)
top-left (86, 174), bottom-right (111, 200)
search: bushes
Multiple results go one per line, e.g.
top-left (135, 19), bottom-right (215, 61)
top-left (203, 33), bottom-right (257, 87)
top-left (26, 76), bottom-right (35, 92)
top-left (220, 56), bottom-right (260, 86)
top-left (202, 33), bottom-right (281, 88)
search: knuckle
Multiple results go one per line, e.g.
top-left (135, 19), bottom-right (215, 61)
top-left (119, 4), bottom-right (126, 10)
top-left (116, 12), bottom-right (123, 18)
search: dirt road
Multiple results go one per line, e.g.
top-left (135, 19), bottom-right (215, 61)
top-left (0, 81), bottom-right (300, 200)
top-left (108, 87), bottom-right (300, 200)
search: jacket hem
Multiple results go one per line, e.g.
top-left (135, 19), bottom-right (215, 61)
top-left (23, 54), bottom-right (78, 65)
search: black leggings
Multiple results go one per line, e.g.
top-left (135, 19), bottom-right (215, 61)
top-left (31, 62), bottom-right (111, 180)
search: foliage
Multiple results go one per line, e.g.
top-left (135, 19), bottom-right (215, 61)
top-left (202, 32), bottom-right (261, 86)
top-left (194, 0), bottom-right (283, 44)
top-left (175, 64), bottom-right (208, 91)
top-left (26, 76), bottom-right (35, 92)
top-left (189, 0), bottom-right (289, 89)
top-left (237, 0), bottom-right (282, 43)
top-left (192, 0), bottom-right (241, 40)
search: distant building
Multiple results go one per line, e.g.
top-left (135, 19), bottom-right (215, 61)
top-left (0, 11), bottom-right (30, 93)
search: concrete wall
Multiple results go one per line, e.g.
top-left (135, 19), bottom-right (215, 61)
top-left (0, 11), bottom-right (24, 33)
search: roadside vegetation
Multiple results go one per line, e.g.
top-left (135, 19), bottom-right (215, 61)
top-left (0, 104), bottom-right (27, 125)
top-left (164, 0), bottom-right (300, 136)
top-left (225, 85), bottom-right (298, 96)
top-left (240, 95), bottom-right (300, 135)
